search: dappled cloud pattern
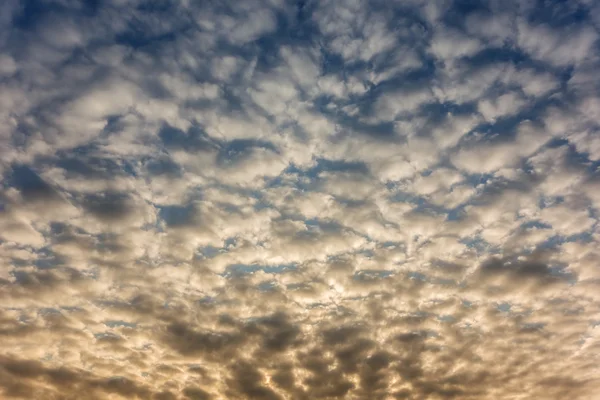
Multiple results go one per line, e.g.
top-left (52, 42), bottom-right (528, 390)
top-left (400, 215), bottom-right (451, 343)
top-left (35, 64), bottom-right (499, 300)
top-left (1, 0), bottom-right (600, 399)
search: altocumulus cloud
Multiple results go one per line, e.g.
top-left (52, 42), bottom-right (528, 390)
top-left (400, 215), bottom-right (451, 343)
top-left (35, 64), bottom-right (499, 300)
top-left (1, 0), bottom-right (600, 399)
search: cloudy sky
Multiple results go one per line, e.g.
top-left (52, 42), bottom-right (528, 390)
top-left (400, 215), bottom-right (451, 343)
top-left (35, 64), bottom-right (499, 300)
top-left (1, 0), bottom-right (600, 399)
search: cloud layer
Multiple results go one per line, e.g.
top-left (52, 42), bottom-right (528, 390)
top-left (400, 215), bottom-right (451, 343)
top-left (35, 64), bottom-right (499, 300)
top-left (1, 0), bottom-right (600, 399)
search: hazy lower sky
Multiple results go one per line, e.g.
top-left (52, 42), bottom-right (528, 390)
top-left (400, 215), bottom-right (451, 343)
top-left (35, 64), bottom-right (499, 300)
top-left (1, 0), bottom-right (600, 399)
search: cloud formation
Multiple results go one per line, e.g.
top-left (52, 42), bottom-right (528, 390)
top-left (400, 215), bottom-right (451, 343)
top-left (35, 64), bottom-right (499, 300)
top-left (1, 0), bottom-right (600, 399)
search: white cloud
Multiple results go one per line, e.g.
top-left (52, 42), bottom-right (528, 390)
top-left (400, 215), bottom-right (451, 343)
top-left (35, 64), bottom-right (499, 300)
top-left (478, 91), bottom-right (527, 121)
top-left (517, 21), bottom-right (598, 67)
top-left (1, 1), bottom-right (599, 399)
top-left (451, 121), bottom-right (551, 173)
top-left (539, 204), bottom-right (595, 236)
top-left (430, 28), bottom-right (482, 64)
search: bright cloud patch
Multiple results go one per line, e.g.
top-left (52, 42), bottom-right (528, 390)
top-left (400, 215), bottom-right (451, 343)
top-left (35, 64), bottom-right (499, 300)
top-left (1, 0), bottom-right (600, 399)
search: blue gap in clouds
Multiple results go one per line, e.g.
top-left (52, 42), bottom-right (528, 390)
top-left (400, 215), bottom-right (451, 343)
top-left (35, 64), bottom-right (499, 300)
top-left (312, 92), bottom-right (398, 140)
top-left (114, 1), bottom-right (185, 49)
top-left (116, 29), bottom-right (178, 50)
top-left (520, 220), bottom-right (552, 230)
top-left (217, 139), bottom-right (279, 166)
top-left (221, 263), bottom-right (298, 278)
top-left (60, 306), bottom-right (83, 313)
top-left (268, 158), bottom-right (370, 192)
top-left (55, 142), bottom-right (138, 180)
top-left (13, 0), bottom-right (101, 29)
top-left (538, 194), bottom-right (564, 209)
top-left (158, 123), bottom-right (217, 152)
top-left (462, 171), bottom-right (498, 190)
top-left (99, 115), bottom-right (127, 137)
top-left (158, 204), bottom-right (195, 227)
top-left (465, 97), bottom-right (558, 143)
top-left (413, 198), bottom-right (456, 217)
top-left (464, 46), bottom-right (531, 69)
top-left (94, 332), bottom-right (121, 341)
top-left (390, 187), bottom-right (461, 219)
top-left (521, 322), bottom-right (546, 332)
top-left (33, 249), bottom-right (66, 270)
top-left (538, 231), bottom-right (594, 250)
top-left (253, 2), bottom-right (320, 72)
top-left (346, 63), bottom-right (436, 129)
top-left (307, 158), bottom-right (370, 178)
top-left (435, 1), bottom-right (488, 31)
top-left (539, 139), bottom-right (600, 181)
top-left (527, 0), bottom-right (590, 27)
top-left (437, 315), bottom-right (456, 323)
top-left (286, 282), bottom-right (312, 292)
top-left (389, 190), bottom-right (421, 205)
top-left (314, 57), bottom-right (438, 139)
top-left (408, 271), bottom-right (428, 282)
top-left (13, 0), bottom-right (63, 29)
top-left (446, 207), bottom-right (467, 221)
top-left (55, 151), bottom-right (134, 179)
top-left (136, 0), bottom-right (175, 13)
top-left (39, 308), bottom-right (62, 316)
top-left (371, 59), bottom-right (436, 93)
top-left (353, 269), bottom-right (394, 282)
top-left (551, 140), bottom-right (600, 171)
top-left (5, 165), bottom-right (54, 197)
top-left (419, 101), bottom-right (478, 126)
top-left (196, 237), bottom-right (237, 259)
top-left (198, 296), bottom-right (217, 306)
top-left (460, 236), bottom-right (498, 254)
top-left (197, 246), bottom-right (221, 259)
top-left (547, 265), bottom-right (577, 283)
top-left (335, 117), bottom-right (397, 139)
top-left (381, 241), bottom-right (403, 249)
top-left (105, 320), bottom-right (137, 329)
top-left (320, 50), bottom-right (347, 77)
top-left (144, 156), bottom-right (182, 177)
top-left (257, 281), bottom-right (278, 292)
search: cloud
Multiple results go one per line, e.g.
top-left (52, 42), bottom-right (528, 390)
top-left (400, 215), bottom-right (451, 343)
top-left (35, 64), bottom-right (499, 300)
top-left (1, 0), bottom-right (600, 399)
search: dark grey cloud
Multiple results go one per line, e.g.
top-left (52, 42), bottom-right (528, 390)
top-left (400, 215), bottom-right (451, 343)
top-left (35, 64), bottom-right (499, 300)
top-left (81, 191), bottom-right (134, 222)
top-left (0, 354), bottom-right (156, 399)
top-left (1, 0), bottom-right (600, 399)
top-left (5, 165), bottom-right (61, 203)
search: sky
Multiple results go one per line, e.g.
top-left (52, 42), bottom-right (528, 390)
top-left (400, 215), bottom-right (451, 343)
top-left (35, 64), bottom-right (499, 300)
top-left (1, 0), bottom-right (600, 399)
